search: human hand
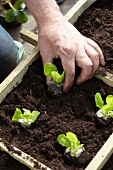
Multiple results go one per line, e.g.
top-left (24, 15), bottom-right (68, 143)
top-left (38, 16), bottom-right (105, 92)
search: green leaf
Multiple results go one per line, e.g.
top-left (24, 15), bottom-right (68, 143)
top-left (101, 105), bottom-right (113, 115)
top-left (66, 132), bottom-right (78, 143)
top-left (23, 114), bottom-right (31, 120)
top-left (23, 108), bottom-right (31, 115)
top-left (51, 71), bottom-right (64, 84)
top-left (51, 71), bottom-right (60, 83)
top-left (60, 71), bottom-right (65, 83)
top-left (12, 108), bottom-right (24, 120)
top-left (107, 111), bottom-right (113, 118)
top-left (95, 92), bottom-right (104, 109)
top-left (14, 0), bottom-right (25, 10)
top-left (16, 11), bottom-right (28, 23)
top-left (44, 63), bottom-right (58, 77)
top-left (106, 95), bottom-right (113, 106)
top-left (5, 9), bottom-right (15, 22)
top-left (31, 111), bottom-right (40, 122)
top-left (57, 134), bottom-right (71, 148)
top-left (66, 132), bottom-right (82, 151)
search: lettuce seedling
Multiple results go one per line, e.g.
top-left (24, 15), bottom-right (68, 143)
top-left (44, 63), bottom-right (65, 84)
top-left (12, 108), bottom-right (40, 128)
top-left (95, 92), bottom-right (113, 126)
top-left (44, 63), bottom-right (65, 96)
top-left (95, 92), bottom-right (113, 118)
top-left (57, 132), bottom-right (85, 157)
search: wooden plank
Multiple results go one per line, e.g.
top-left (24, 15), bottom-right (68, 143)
top-left (0, 138), bottom-right (52, 170)
top-left (60, 0), bottom-right (79, 16)
top-left (20, 29), bottom-right (38, 46)
top-left (85, 133), bottom-right (113, 170)
top-left (65, 0), bottom-right (97, 24)
top-left (95, 71), bottom-right (113, 87)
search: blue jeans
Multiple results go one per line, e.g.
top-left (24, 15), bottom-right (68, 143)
top-left (0, 25), bottom-right (19, 83)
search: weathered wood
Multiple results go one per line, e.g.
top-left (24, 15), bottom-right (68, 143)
top-left (0, 138), bottom-right (52, 170)
top-left (20, 29), bottom-right (38, 46)
top-left (95, 71), bottom-right (113, 87)
top-left (60, 0), bottom-right (79, 16)
top-left (85, 133), bottom-right (113, 170)
top-left (65, 0), bottom-right (97, 24)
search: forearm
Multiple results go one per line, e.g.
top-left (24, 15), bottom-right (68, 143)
top-left (23, 0), bottom-right (63, 30)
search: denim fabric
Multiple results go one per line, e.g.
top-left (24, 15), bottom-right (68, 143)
top-left (0, 25), bottom-right (19, 83)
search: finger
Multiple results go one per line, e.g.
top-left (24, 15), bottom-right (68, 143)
top-left (62, 59), bottom-right (75, 92)
top-left (87, 38), bottom-right (105, 66)
top-left (85, 43), bottom-right (99, 75)
top-left (58, 46), bottom-right (75, 92)
top-left (76, 53), bottom-right (93, 85)
top-left (41, 53), bottom-right (54, 85)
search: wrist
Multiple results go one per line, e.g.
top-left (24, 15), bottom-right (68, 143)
top-left (38, 13), bottom-right (64, 31)
top-left (35, 8), bottom-right (63, 30)
top-left (23, 0), bottom-right (63, 30)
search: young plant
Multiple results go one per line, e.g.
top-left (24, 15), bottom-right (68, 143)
top-left (44, 63), bottom-right (65, 96)
top-left (12, 108), bottom-right (40, 127)
top-left (57, 132), bottom-right (85, 158)
top-left (95, 92), bottom-right (113, 127)
top-left (95, 92), bottom-right (113, 118)
top-left (44, 63), bottom-right (65, 84)
top-left (1, 0), bottom-right (28, 23)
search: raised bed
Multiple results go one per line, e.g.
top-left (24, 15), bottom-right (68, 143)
top-left (0, 0), bottom-right (113, 169)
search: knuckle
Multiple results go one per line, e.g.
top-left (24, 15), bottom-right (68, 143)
top-left (59, 44), bottom-right (72, 56)
top-left (84, 62), bottom-right (93, 69)
top-left (94, 54), bottom-right (99, 61)
top-left (62, 45), bottom-right (71, 53)
top-left (66, 69), bottom-right (75, 77)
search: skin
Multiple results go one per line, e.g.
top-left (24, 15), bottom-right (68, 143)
top-left (23, 0), bottom-right (105, 92)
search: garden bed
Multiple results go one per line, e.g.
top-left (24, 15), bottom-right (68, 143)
top-left (0, 0), bottom-right (113, 169)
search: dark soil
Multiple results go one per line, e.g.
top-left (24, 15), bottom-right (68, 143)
top-left (0, 0), bottom-right (113, 169)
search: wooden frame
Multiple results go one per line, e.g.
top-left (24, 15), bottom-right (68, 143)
top-left (0, 0), bottom-right (113, 169)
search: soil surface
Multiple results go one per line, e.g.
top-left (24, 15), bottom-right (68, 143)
top-left (0, 0), bottom-right (113, 169)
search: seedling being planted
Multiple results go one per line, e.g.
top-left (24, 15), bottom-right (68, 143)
top-left (57, 132), bottom-right (85, 163)
top-left (95, 92), bottom-right (113, 127)
top-left (12, 108), bottom-right (40, 129)
top-left (44, 63), bottom-right (65, 97)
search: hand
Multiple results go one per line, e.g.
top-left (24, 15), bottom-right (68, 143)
top-left (38, 16), bottom-right (105, 92)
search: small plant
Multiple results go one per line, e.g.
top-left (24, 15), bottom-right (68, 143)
top-left (1, 0), bottom-right (28, 23)
top-left (44, 63), bottom-right (65, 96)
top-left (44, 63), bottom-right (65, 84)
top-left (57, 132), bottom-right (85, 158)
top-left (95, 92), bottom-right (113, 126)
top-left (12, 108), bottom-right (40, 128)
